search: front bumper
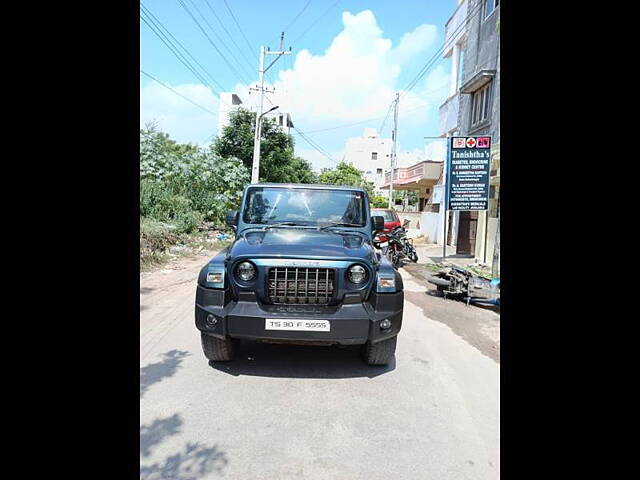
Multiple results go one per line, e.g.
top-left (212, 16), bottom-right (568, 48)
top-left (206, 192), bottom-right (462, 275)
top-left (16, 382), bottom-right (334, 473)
top-left (195, 287), bottom-right (403, 345)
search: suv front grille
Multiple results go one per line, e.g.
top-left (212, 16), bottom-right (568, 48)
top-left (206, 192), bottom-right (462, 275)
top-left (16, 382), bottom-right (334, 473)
top-left (267, 267), bottom-right (336, 304)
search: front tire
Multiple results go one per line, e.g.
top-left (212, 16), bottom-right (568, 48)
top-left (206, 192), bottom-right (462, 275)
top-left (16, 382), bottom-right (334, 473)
top-left (201, 333), bottom-right (234, 361)
top-left (363, 336), bottom-right (397, 365)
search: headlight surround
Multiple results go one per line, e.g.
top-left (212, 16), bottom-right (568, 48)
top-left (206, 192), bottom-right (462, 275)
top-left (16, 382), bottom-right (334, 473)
top-left (347, 264), bottom-right (368, 284)
top-left (235, 261), bottom-right (256, 282)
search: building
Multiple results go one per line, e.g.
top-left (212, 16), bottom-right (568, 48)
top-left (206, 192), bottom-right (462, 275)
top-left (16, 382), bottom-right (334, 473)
top-left (217, 92), bottom-right (295, 137)
top-left (425, 0), bottom-right (500, 265)
top-left (264, 111), bottom-right (294, 135)
top-left (380, 160), bottom-right (443, 212)
top-left (343, 128), bottom-right (393, 194)
top-left (217, 93), bottom-right (244, 137)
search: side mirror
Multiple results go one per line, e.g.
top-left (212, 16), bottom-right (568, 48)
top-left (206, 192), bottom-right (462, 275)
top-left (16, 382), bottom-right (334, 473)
top-left (372, 215), bottom-right (384, 233)
top-left (225, 210), bottom-right (238, 227)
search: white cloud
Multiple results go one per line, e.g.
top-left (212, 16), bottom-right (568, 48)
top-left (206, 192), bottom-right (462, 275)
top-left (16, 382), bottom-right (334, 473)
top-left (238, 10), bottom-right (442, 130)
top-left (140, 81), bottom-right (219, 145)
top-left (140, 9), bottom-right (451, 167)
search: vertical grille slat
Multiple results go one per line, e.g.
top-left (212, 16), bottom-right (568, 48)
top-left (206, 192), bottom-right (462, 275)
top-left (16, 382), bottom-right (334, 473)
top-left (267, 267), bottom-right (335, 305)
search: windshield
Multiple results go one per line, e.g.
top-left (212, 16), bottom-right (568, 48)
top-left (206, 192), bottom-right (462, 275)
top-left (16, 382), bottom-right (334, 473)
top-left (243, 187), bottom-right (366, 227)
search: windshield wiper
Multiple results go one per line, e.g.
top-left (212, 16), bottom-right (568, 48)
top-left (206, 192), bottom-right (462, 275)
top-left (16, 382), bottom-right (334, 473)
top-left (318, 222), bottom-right (361, 231)
top-left (262, 222), bottom-right (301, 230)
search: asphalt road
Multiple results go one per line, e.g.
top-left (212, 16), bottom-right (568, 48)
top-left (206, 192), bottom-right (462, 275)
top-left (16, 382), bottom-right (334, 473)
top-left (140, 254), bottom-right (500, 480)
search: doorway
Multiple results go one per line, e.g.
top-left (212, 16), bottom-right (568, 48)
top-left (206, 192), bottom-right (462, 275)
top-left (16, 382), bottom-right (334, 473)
top-left (456, 211), bottom-right (478, 255)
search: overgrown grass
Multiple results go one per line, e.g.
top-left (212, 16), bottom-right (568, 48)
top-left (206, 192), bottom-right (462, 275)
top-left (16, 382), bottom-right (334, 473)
top-left (140, 217), bottom-right (232, 271)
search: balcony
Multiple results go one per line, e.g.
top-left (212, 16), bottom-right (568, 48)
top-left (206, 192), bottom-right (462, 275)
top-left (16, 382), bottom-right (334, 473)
top-left (439, 93), bottom-right (460, 136)
top-left (444, 0), bottom-right (468, 57)
top-left (382, 161), bottom-right (442, 189)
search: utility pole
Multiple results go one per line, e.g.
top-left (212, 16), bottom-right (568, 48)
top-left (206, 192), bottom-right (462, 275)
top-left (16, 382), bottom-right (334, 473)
top-left (388, 92), bottom-right (399, 208)
top-left (250, 32), bottom-right (292, 184)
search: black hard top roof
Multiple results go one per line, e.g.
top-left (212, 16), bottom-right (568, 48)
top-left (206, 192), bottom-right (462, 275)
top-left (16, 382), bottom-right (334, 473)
top-left (247, 183), bottom-right (367, 192)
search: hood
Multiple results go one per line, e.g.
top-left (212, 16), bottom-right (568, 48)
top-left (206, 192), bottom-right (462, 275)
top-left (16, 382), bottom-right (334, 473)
top-left (230, 228), bottom-right (376, 262)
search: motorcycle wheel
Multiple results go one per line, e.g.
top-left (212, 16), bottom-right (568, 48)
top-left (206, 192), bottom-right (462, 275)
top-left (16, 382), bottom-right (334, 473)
top-left (408, 251), bottom-right (418, 262)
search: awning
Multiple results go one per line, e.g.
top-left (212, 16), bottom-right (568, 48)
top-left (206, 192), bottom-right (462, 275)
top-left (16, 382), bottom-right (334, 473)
top-left (460, 69), bottom-right (496, 94)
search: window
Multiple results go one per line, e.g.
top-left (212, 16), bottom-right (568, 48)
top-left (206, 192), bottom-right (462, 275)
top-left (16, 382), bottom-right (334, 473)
top-left (376, 168), bottom-right (383, 174)
top-left (484, 0), bottom-right (499, 19)
top-left (372, 152), bottom-right (378, 161)
top-left (470, 82), bottom-right (492, 126)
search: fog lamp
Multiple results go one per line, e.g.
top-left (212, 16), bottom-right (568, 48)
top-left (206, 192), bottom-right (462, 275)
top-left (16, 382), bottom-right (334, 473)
top-left (380, 319), bottom-right (391, 329)
top-left (206, 314), bottom-right (218, 327)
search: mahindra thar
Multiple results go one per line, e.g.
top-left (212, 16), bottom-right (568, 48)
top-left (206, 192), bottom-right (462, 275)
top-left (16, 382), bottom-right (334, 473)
top-left (195, 183), bottom-right (404, 365)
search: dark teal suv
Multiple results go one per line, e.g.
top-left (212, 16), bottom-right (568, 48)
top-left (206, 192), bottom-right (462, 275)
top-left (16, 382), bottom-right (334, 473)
top-left (195, 183), bottom-right (404, 365)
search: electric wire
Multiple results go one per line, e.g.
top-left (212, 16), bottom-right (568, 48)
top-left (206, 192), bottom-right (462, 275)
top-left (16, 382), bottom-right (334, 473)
top-left (185, 0), bottom-right (255, 81)
top-left (140, 2), bottom-right (225, 92)
top-left (141, 70), bottom-right (218, 116)
top-left (291, 0), bottom-right (341, 45)
top-left (176, 0), bottom-right (251, 85)
top-left (140, 11), bottom-right (221, 94)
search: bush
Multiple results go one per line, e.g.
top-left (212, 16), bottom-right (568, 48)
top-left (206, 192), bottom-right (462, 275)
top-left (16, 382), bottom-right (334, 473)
top-left (370, 195), bottom-right (389, 208)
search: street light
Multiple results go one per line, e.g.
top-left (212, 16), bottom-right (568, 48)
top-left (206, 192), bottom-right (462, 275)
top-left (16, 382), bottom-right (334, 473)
top-left (251, 105), bottom-right (279, 183)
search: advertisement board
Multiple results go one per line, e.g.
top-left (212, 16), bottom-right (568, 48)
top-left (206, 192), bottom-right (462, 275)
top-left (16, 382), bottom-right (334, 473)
top-left (446, 136), bottom-right (491, 211)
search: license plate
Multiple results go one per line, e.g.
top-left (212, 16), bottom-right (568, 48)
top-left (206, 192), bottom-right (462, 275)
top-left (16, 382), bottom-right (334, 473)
top-left (265, 319), bottom-right (330, 332)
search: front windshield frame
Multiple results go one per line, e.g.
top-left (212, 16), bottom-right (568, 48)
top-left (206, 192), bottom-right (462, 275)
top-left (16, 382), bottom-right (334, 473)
top-left (241, 187), bottom-right (367, 228)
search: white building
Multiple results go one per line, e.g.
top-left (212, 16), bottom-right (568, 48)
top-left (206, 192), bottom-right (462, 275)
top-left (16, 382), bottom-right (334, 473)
top-left (217, 92), bottom-right (294, 137)
top-left (264, 111), bottom-right (294, 135)
top-left (217, 93), bottom-right (244, 137)
top-left (343, 128), bottom-right (392, 194)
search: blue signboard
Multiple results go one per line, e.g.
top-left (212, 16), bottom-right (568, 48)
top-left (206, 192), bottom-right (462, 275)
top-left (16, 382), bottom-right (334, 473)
top-left (446, 136), bottom-right (491, 211)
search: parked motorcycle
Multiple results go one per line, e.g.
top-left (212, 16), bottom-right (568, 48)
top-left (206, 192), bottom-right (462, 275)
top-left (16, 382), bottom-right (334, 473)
top-left (373, 226), bottom-right (418, 268)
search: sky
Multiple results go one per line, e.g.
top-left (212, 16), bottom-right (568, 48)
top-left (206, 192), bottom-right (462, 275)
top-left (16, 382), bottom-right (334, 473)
top-left (140, 0), bottom-right (457, 171)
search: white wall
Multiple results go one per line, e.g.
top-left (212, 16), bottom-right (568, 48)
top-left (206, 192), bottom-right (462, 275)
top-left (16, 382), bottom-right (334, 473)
top-left (420, 212), bottom-right (440, 244)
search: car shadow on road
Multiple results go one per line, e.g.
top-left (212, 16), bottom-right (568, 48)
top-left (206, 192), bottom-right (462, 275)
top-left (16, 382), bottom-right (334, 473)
top-left (208, 340), bottom-right (395, 379)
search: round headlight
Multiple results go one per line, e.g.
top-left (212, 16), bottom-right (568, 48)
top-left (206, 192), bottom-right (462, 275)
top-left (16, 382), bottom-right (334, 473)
top-left (235, 261), bottom-right (256, 281)
top-left (347, 264), bottom-right (367, 284)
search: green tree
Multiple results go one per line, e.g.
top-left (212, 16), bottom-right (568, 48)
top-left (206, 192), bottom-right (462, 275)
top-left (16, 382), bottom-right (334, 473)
top-left (318, 161), bottom-right (375, 195)
top-left (213, 108), bottom-right (316, 183)
top-left (140, 123), bottom-right (249, 229)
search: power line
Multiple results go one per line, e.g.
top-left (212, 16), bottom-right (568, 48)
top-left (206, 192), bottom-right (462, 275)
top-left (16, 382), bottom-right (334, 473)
top-left (220, 0), bottom-right (275, 85)
top-left (293, 127), bottom-right (338, 164)
top-left (141, 70), bottom-right (218, 116)
top-left (402, 0), bottom-right (483, 94)
top-left (283, 0), bottom-right (312, 34)
top-left (140, 11), bottom-right (220, 95)
top-left (140, 2), bottom-right (225, 93)
top-left (203, 0), bottom-right (257, 77)
top-left (185, 0), bottom-right (254, 82)
top-left (176, 0), bottom-right (250, 85)
top-left (292, 0), bottom-right (341, 45)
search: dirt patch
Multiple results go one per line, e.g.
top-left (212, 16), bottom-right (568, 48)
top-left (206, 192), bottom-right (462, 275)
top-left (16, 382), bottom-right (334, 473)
top-left (402, 263), bottom-right (500, 363)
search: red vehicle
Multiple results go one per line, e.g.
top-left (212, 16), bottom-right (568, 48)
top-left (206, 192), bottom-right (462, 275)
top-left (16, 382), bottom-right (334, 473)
top-left (371, 208), bottom-right (401, 233)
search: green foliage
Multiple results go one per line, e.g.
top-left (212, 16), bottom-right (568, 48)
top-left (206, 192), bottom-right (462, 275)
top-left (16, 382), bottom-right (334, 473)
top-left (370, 194), bottom-right (389, 208)
top-left (213, 108), bottom-right (316, 184)
top-left (317, 161), bottom-right (375, 195)
top-left (140, 123), bottom-right (249, 233)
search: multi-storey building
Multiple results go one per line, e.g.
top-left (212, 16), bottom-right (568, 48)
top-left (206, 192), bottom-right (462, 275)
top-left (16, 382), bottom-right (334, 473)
top-left (433, 0), bottom-right (500, 265)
